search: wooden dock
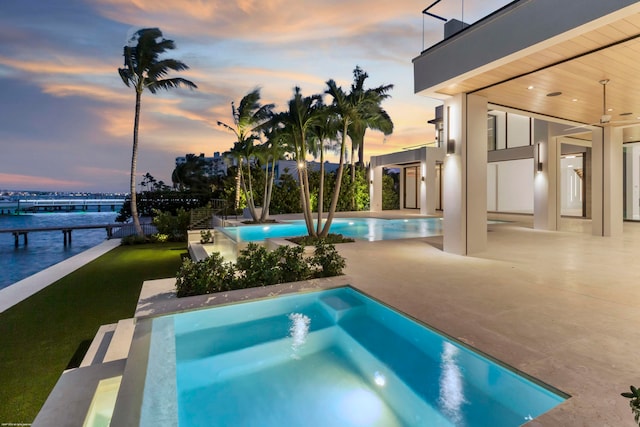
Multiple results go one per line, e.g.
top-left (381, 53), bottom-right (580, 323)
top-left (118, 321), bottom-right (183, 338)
top-left (0, 199), bottom-right (125, 215)
top-left (0, 223), bottom-right (154, 247)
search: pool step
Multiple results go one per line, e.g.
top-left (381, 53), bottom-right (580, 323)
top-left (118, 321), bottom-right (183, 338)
top-left (81, 323), bottom-right (117, 367)
top-left (318, 292), bottom-right (365, 322)
top-left (81, 318), bottom-right (135, 367)
top-left (177, 328), bottom-right (336, 391)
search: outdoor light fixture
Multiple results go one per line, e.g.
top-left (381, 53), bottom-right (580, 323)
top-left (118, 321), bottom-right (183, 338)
top-left (445, 105), bottom-right (455, 155)
top-left (537, 143), bottom-right (543, 172)
top-left (421, 176), bottom-right (425, 182)
top-left (446, 139), bottom-right (455, 155)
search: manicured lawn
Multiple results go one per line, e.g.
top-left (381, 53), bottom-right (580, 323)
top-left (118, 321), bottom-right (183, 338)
top-left (0, 242), bottom-right (186, 424)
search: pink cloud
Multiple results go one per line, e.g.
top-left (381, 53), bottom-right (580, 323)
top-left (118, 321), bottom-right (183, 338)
top-left (0, 173), bottom-right (86, 190)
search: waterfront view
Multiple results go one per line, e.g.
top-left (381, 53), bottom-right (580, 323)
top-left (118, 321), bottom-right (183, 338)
top-left (0, 211), bottom-right (119, 289)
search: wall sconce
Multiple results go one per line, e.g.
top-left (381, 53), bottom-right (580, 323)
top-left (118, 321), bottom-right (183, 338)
top-left (446, 139), bottom-right (455, 155)
top-left (536, 143), bottom-right (543, 172)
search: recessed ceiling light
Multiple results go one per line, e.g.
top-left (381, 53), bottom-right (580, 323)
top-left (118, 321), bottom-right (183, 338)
top-left (527, 85), bottom-right (534, 90)
top-left (572, 98), bottom-right (578, 102)
top-left (607, 108), bottom-right (614, 112)
top-left (546, 91), bottom-right (562, 97)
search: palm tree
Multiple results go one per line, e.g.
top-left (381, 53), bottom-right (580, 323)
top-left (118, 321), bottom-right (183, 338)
top-left (349, 66), bottom-right (394, 168)
top-left (256, 125), bottom-right (287, 222)
top-left (273, 87), bottom-right (324, 235)
top-left (118, 28), bottom-right (197, 236)
top-left (218, 88), bottom-right (274, 222)
top-left (347, 66), bottom-right (394, 210)
top-left (171, 154), bottom-right (208, 191)
top-left (308, 106), bottom-right (340, 234)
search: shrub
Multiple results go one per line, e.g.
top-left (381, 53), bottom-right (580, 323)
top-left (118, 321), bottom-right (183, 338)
top-left (622, 386), bottom-right (640, 426)
top-left (235, 243), bottom-right (281, 287)
top-left (152, 208), bottom-right (190, 241)
top-left (152, 233), bottom-right (169, 243)
top-left (311, 241), bottom-right (346, 277)
top-left (120, 234), bottom-right (149, 245)
top-left (175, 242), bottom-right (346, 297)
top-left (275, 245), bottom-right (312, 283)
top-left (175, 253), bottom-right (236, 297)
top-left (288, 233), bottom-right (354, 246)
top-left (200, 230), bottom-right (213, 244)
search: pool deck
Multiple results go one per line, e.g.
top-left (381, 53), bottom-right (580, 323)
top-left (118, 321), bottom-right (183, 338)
top-left (32, 211), bottom-right (640, 426)
top-left (335, 212), bottom-right (639, 426)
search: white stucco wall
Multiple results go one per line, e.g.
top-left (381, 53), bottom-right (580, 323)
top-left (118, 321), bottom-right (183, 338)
top-left (487, 159), bottom-right (534, 213)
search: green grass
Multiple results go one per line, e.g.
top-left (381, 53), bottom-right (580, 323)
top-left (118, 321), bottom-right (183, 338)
top-left (0, 242), bottom-right (186, 424)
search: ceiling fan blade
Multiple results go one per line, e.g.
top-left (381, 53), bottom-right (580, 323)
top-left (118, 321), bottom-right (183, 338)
top-left (564, 123), bottom-right (598, 131)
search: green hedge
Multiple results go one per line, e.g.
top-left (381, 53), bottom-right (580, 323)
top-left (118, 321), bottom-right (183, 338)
top-left (176, 242), bottom-right (345, 297)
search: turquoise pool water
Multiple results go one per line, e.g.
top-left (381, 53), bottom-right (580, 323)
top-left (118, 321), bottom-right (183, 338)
top-left (140, 287), bottom-right (566, 426)
top-left (219, 217), bottom-right (446, 242)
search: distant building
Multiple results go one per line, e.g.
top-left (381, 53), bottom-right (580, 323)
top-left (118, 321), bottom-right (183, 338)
top-left (175, 152), bottom-right (229, 177)
top-left (272, 160), bottom-right (340, 182)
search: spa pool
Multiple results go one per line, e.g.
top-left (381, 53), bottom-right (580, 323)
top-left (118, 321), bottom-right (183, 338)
top-left (139, 287), bottom-right (566, 426)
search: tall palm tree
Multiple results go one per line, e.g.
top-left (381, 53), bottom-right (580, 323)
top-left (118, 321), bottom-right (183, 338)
top-left (308, 106), bottom-right (340, 234)
top-left (273, 87), bottom-right (324, 235)
top-left (218, 88), bottom-right (274, 222)
top-left (349, 66), bottom-right (394, 168)
top-left (255, 127), bottom-right (286, 222)
top-left (119, 28), bottom-right (197, 236)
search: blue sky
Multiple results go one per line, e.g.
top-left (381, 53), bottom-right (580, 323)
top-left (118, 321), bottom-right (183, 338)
top-left (0, 0), bottom-right (510, 193)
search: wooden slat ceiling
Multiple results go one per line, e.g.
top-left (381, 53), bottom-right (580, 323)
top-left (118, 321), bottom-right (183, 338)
top-left (437, 12), bottom-right (640, 141)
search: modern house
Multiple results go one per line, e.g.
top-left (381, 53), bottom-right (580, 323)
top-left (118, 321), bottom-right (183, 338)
top-left (371, 0), bottom-right (640, 255)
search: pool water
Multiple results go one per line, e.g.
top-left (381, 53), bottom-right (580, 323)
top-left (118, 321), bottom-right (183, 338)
top-left (218, 217), bottom-right (447, 242)
top-left (140, 287), bottom-right (566, 426)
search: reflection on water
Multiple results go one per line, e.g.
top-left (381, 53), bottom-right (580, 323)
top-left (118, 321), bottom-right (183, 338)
top-left (288, 312), bottom-right (310, 359)
top-left (438, 342), bottom-right (467, 424)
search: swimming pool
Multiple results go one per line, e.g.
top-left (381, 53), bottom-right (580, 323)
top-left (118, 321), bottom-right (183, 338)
top-left (219, 217), bottom-right (447, 242)
top-left (139, 287), bottom-right (566, 426)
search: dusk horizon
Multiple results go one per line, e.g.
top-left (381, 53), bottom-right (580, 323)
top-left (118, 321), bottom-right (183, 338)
top-left (0, 0), bottom-right (511, 193)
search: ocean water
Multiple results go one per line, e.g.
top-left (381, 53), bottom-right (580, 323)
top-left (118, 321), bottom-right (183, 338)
top-left (0, 212), bottom-right (119, 290)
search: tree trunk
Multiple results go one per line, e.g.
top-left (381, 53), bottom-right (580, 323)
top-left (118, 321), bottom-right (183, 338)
top-left (298, 163), bottom-right (314, 236)
top-left (234, 158), bottom-right (242, 210)
top-left (260, 157), bottom-right (274, 222)
top-left (320, 123), bottom-right (348, 237)
top-left (358, 140), bottom-right (365, 168)
top-left (316, 148), bottom-right (325, 235)
top-left (350, 143), bottom-right (356, 210)
top-left (130, 90), bottom-right (143, 236)
top-left (240, 162), bottom-right (258, 221)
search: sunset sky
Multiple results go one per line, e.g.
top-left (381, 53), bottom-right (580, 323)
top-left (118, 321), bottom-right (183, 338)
top-left (0, 0), bottom-right (510, 193)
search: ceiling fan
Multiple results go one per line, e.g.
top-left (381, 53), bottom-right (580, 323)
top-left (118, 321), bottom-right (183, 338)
top-left (565, 79), bottom-right (639, 132)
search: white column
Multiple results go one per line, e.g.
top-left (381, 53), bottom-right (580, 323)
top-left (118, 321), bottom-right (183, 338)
top-left (443, 93), bottom-right (488, 255)
top-left (533, 121), bottom-right (559, 230)
top-left (624, 144), bottom-right (640, 220)
top-left (592, 127), bottom-right (623, 236)
top-left (369, 166), bottom-right (383, 212)
top-left (420, 160), bottom-right (428, 215)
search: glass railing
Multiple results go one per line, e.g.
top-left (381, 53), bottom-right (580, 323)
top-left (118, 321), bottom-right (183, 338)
top-left (421, 0), bottom-right (516, 52)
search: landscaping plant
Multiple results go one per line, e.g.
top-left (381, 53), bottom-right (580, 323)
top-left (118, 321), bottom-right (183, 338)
top-left (175, 242), bottom-right (345, 297)
top-left (622, 385), bottom-right (640, 426)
